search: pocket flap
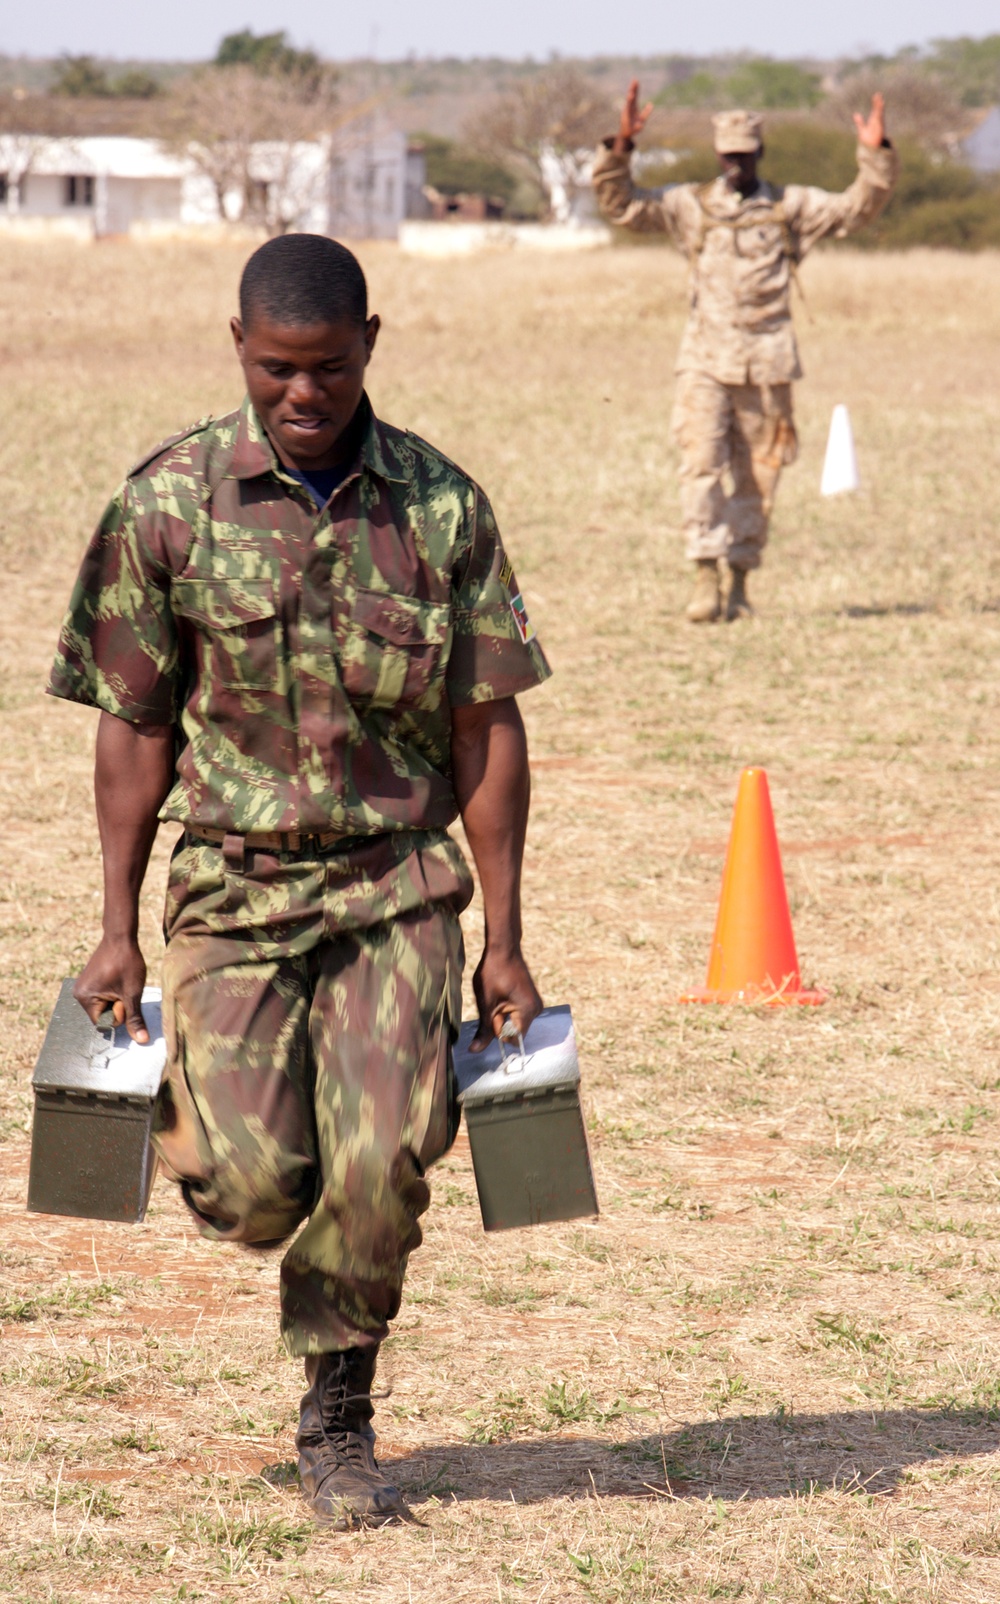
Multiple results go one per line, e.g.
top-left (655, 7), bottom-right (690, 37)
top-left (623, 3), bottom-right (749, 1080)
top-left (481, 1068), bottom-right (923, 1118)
top-left (172, 576), bottom-right (277, 631)
top-left (351, 587), bottom-right (449, 648)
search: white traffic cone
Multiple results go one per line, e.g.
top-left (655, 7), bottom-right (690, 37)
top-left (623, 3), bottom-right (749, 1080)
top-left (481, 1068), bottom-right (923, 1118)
top-left (820, 404), bottom-right (860, 496)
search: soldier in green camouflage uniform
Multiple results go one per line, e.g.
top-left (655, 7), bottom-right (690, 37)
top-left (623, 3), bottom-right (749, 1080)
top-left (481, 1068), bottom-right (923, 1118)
top-left (49, 234), bottom-right (550, 1528)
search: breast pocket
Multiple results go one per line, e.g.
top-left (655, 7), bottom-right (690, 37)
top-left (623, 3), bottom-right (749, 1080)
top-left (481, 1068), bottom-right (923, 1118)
top-left (340, 587), bottom-right (450, 711)
top-left (737, 221), bottom-right (786, 258)
top-left (172, 576), bottom-right (280, 692)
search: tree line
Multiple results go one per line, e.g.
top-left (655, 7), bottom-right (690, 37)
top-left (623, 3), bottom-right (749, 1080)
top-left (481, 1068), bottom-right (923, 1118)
top-left (3, 31), bottom-right (1000, 245)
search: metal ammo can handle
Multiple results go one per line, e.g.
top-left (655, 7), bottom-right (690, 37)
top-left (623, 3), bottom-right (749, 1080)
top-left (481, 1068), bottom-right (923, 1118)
top-left (498, 1017), bottom-right (526, 1072)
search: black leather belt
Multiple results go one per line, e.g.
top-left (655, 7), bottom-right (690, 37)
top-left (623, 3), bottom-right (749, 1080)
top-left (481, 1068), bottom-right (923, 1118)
top-left (184, 824), bottom-right (381, 868)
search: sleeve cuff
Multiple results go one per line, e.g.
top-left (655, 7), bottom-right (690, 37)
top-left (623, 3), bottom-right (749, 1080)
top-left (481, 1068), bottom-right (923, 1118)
top-left (45, 679), bottom-right (175, 725)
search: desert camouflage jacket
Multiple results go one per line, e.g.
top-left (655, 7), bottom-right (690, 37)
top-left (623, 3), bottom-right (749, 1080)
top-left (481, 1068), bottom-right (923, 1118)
top-left (49, 396), bottom-right (550, 837)
top-left (592, 140), bottom-right (899, 383)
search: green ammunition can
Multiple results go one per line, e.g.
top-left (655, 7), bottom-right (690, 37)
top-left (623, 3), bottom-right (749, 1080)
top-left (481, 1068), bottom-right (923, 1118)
top-left (27, 979), bottom-right (164, 1224)
top-left (453, 1006), bottom-right (598, 1231)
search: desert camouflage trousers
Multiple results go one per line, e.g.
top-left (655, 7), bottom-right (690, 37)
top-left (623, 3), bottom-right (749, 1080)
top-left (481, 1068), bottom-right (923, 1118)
top-left (671, 371), bottom-right (798, 571)
top-left (151, 828), bottom-right (472, 1356)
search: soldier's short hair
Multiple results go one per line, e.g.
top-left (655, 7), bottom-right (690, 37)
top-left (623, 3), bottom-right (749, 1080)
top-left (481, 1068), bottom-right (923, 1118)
top-left (239, 234), bottom-right (368, 330)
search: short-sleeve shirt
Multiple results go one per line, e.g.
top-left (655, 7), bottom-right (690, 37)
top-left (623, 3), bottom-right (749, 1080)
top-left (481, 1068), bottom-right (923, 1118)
top-left (49, 395), bottom-right (551, 837)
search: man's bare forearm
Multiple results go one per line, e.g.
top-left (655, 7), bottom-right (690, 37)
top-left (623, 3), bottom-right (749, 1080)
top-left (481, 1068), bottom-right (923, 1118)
top-left (95, 711), bottom-right (175, 936)
top-left (452, 698), bottom-right (529, 955)
top-left (451, 697), bottom-right (542, 1046)
top-left (72, 711), bottom-right (175, 1040)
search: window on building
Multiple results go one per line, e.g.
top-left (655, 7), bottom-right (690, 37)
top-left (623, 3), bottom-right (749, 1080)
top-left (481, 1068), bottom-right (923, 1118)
top-left (64, 175), bottom-right (95, 207)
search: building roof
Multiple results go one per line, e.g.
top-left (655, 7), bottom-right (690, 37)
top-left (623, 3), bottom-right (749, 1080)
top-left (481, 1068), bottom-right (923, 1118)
top-left (15, 135), bottom-right (186, 179)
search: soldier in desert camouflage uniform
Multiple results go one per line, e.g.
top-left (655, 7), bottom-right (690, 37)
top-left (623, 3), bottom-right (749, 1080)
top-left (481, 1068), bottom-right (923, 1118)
top-left (49, 234), bottom-right (550, 1529)
top-left (593, 84), bottom-right (898, 621)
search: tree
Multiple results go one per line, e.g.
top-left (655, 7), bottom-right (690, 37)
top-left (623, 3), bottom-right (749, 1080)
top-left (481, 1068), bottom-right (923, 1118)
top-left (164, 64), bottom-right (343, 228)
top-left (419, 135), bottom-right (517, 205)
top-left (112, 70), bottom-right (161, 100)
top-left (50, 55), bottom-right (161, 99)
top-left (52, 55), bottom-right (112, 97)
top-left (0, 95), bottom-right (67, 214)
top-left (0, 129), bottom-right (55, 214)
top-left (655, 71), bottom-right (720, 109)
top-left (214, 28), bottom-right (327, 93)
top-left (469, 65), bottom-right (614, 217)
top-left (830, 65), bottom-right (964, 156)
top-left (925, 34), bottom-right (1000, 108)
top-left (724, 59), bottom-right (821, 110)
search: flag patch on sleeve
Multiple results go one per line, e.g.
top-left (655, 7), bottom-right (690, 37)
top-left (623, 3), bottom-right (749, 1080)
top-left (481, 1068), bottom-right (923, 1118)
top-left (509, 592), bottom-right (536, 643)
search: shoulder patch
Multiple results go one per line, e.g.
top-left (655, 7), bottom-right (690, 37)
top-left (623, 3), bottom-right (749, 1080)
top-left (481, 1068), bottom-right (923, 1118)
top-left (128, 417), bottom-right (213, 480)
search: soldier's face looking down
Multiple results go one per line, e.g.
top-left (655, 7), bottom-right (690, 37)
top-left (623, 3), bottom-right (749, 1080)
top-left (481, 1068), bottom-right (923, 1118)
top-left (718, 147), bottom-right (761, 197)
top-left (231, 310), bottom-right (380, 471)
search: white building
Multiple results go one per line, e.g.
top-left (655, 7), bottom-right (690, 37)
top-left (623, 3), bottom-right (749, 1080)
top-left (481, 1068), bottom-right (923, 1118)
top-left (961, 107), bottom-right (1000, 174)
top-left (327, 124), bottom-right (410, 240)
top-left (0, 119), bottom-right (417, 239)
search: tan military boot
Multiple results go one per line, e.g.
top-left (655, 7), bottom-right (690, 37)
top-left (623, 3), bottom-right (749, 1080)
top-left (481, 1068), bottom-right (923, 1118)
top-left (726, 566), bottom-right (754, 621)
top-left (296, 1347), bottom-right (412, 1528)
top-left (685, 559), bottom-right (722, 623)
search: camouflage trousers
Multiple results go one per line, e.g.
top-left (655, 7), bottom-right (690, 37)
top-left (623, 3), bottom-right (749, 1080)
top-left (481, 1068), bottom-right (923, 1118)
top-left (672, 371), bottom-right (798, 571)
top-left (152, 828), bottom-right (472, 1356)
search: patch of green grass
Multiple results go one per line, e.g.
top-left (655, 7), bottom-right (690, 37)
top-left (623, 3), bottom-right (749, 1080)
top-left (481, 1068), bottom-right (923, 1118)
top-left (112, 1424), bottom-right (164, 1453)
top-left (36, 1479), bottom-right (125, 1520)
top-left (814, 1312), bottom-right (887, 1354)
top-left (438, 1181), bottom-right (474, 1207)
top-left (465, 1389), bottom-right (535, 1444)
top-left (59, 1353), bottom-right (131, 1399)
top-left (176, 1509), bottom-right (313, 1573)
top-left (703, 1373), bottom-right (751, 1415)
top-left (476, 1282), bottom-right (541, 1309)
top-left (0, 1279), bottom-right (124, 1323)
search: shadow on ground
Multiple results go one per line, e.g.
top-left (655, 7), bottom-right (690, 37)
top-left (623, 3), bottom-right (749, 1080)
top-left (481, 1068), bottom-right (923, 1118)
top-left (839, 603), bottom-right (937, 619)
top-left (384, 1407), bottom-right (1000, 1505)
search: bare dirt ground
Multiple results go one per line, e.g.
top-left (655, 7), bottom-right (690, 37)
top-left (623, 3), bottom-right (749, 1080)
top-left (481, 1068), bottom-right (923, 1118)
top-left (3, 238), bottom-right (1000, 1602)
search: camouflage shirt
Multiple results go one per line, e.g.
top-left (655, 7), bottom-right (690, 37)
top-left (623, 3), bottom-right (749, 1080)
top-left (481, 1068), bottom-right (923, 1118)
top-left (592, 141), bottom-right (899, 384)
top-left (49, 396), bottom-right (550, 837)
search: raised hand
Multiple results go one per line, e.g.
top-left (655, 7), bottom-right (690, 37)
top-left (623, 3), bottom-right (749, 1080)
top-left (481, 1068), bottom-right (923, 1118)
top-left (854, 92), bottom-right (887, 149)
top-left (616, 78), bottom-right (654, 149)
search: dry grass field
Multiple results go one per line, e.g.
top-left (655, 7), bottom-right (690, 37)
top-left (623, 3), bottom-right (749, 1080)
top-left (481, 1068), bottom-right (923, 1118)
top-left (3, 235), bottom-right (1000, 1603)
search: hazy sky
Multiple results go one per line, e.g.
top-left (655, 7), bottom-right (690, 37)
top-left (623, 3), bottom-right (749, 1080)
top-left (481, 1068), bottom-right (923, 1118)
top-left (3, 0), bottom-right (997, 63)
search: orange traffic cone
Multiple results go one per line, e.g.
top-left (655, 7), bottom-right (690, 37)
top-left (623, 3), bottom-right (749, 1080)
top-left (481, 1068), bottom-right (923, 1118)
top-left (681, 767), bottom-right (826, 1006)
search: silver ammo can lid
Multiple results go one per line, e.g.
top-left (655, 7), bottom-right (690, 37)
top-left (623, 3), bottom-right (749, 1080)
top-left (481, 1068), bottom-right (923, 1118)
top-left (31, 980), bottom-right (167, 1102)
top-left (453, 1004), bottom-right (579, 1107)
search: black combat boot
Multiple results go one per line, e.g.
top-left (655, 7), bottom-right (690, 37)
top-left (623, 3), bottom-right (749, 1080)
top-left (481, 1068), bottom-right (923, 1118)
top-left (295, 1346), bottom-right (411, 1529)
top-left (726, 566), bottom-right (754, 620)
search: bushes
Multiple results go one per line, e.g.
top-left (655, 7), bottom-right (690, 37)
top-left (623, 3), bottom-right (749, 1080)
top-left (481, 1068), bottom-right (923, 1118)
top-left (858, 139), bottom-right (1000, 249)
top-left (420, 135), bottom-right (520, 205)
top-left (878, 192), bottom-right (1000, 248)
top-left (724, 60), bottom-right (822, 110)
top-left (922, 33), bottom-right (1000, 107)
top-left (656, 58), bottom-right (821, 110)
